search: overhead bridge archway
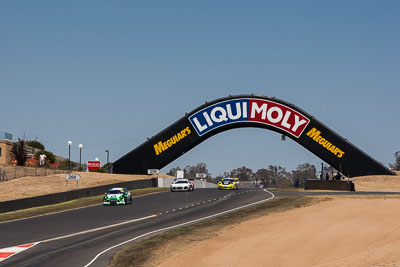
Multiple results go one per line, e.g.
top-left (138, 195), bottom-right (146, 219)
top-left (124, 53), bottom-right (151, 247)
top-left (112, 95), bottom-right (394, 177)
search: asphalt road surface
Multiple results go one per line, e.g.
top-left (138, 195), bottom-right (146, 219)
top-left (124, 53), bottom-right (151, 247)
top-left (0, 188), bottom-right (275, 267)
top-left (1, 189), bottom-right (399, 267)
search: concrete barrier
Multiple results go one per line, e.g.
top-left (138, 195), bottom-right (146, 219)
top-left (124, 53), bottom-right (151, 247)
top-left (157, 178), bottom-right (217, 189)
top-left (239, 181), bottom-right (262, 188)
top-left (0, 178), bottom-right (158, 213)
top-left (304, 180), bottom-right (355, 191)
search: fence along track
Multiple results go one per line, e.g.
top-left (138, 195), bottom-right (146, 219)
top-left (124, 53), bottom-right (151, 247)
top-left (0, 169), bottom-right (7, 181)
top-left (0, 166), bottom-right (69, 181)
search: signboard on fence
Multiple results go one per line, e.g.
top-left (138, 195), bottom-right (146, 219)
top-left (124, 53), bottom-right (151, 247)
top-left (66, 174), bottom-right (81, 188)
top-left (88, 161), bottom-right (101, 171)
top-left (66, 174), bottom-right (81, 180)
top-left (196, 173), bottom-right (207, 179)
top-left (147, 169), bottom-right (160, 175)
top-left (176, 170), bottom-right (184, 178)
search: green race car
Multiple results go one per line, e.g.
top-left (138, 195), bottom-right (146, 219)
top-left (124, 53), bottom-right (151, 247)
top-left (103, 187), bottom-right (132, 205)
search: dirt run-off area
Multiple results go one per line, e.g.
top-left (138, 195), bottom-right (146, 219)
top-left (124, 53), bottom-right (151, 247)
top-left (0, 172), bottom-right (170, 202)
top-left (160, 195), bottom-right (400, 267)
top-left (158, 172), bottom-right (400, 267)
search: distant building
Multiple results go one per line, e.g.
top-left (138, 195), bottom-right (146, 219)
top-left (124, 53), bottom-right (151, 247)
top-left (0, 132), bottom-right (12, 141)
top-left (0, 132), bottom-right (13, 166)
top-left (0, 132), bottom-right (68, 167)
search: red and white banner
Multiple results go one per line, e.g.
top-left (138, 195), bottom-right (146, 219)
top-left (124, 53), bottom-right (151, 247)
top-left (87, 161), bottom-right (101, 171)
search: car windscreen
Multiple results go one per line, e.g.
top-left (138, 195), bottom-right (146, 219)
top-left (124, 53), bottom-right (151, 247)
top-left (108, 190), bottom-right (123, 194)
top-left (174, 180), bottom-right (188, 184)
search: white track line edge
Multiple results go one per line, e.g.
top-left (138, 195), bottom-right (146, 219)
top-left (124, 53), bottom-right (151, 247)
top-left (84, 189), bottom-right (275, 267)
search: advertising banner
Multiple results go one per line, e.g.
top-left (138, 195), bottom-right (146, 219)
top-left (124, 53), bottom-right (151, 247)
top-left (88, 161), bottom-right (101, 171)
top-left (112, 95), bottom-right (393, 177)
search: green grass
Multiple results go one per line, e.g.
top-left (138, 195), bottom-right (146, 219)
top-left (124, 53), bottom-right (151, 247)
top-left (109, 195), bottom-right (328, 267)
top-left (0, 187), bottom-right (168, 223)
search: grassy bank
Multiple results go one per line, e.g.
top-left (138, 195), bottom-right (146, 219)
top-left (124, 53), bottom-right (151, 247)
top-left (109, 195), bottom-right (330, 267)
top-left (0, 187), bottom-right (168, 223)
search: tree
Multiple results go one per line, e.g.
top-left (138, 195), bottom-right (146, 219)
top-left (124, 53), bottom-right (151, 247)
top-left (169, 163), bottom-right (210, 179)
top-left (255, 168), bottom-right (274, 186)
top-left (167, 166), bottom-right (182, 176)
top-left (184, 162), bottom-right (211, 179)
top-left (291, 163), bottom-right (317, 188)
top-left (26, 140), bottom-right (45, 150)
top-left (255, 165), bottom-right (291, 188)
top-left (11, 138), bottom-right (27, 166)
top-left (394, 151), bottom-right (400, 171)
top-left (35, 150), bottom-right (56, 164)
top-left (230, 166), bottom-right (254, 181)
top-left (59, 159), bottom-right (76, 170)
top-left (183, 165), bottom-right (195, 179)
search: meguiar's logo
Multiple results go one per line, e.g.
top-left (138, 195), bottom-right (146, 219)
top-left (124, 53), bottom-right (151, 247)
top-left (154, 127), bottom-right (191, 156)
top-left (306, 128), bottom-right (345, 158)
top-left (189, 98), bottom-right (310, 138)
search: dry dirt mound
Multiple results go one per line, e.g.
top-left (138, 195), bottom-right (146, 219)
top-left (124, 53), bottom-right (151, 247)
top-left (160, 196), bottom-right (400, 267)
top-left (350, 171), bottom-right (400, 192)
top-left (0, 172), bottom-right (170, 202)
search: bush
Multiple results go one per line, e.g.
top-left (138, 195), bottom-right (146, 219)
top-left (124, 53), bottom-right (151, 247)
top-left (12, 139), bottom-right (27, 166)
top-left (59, 159), bottom-right (77, 170)
top-left (95, 168), bottom-right (107, 173)
top-left (27, 140), bottom-right (45, 150)
top-left (92, 162), bottom-right (112, 173)
top-left (35, 150), bottom-right (56, 164)
top-left (394, 151), bottom-right (400, 171)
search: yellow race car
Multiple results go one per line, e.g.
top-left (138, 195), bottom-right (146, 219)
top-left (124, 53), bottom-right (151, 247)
top-left (218, 178), bottom-right (239, 190)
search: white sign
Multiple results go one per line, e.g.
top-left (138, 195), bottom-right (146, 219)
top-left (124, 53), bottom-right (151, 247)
top-left (66, 174), bottom-right (81, 180)
top-left (147, 169), bottom-right (160, 175)
top-left (196, 173), bottom-right (207, 179)
top-left (176, 170), bottom-right (184, 178)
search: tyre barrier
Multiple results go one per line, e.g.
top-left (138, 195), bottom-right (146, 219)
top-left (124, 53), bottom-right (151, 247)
top-left (0, 178), bottom-right (158, 213)
top-left (304, 179), bottom-right (355, 191)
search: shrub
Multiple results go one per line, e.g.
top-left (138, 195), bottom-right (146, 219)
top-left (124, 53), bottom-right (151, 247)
top-left (35, 150), bottom-right (56, 164)
top-left (12, 139), bottom-right (27, 166)
top-left (27, 140), bottom-right (45, 150)
top-left (59, 159), bottom-right (77, 170)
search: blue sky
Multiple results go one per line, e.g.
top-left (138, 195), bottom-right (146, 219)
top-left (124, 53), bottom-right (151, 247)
top-left (1, 1), bottom-right (399, 176)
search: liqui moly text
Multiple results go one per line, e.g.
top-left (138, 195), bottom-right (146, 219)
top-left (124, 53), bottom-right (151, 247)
top-left (188, 98), bottom-right (310, 138)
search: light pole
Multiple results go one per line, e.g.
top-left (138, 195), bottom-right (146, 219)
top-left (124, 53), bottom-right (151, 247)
top-left (68, 141), bottom-right (72, 170)
top-left (105, 150), bottom-right (109, 163)
top-left (79, 144), bottom-right (83, 169)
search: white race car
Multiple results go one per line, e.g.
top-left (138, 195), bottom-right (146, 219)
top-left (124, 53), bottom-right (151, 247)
top-left (170, 179), bottom-right (194, 192)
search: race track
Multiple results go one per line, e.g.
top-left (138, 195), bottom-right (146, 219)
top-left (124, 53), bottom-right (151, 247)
top-left (0, 188), bottom-right (273, 267)
top-left (2, 189), bottom-right (399, 267)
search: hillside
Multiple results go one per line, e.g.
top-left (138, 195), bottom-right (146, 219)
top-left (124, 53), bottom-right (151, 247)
top-left (0, 172), bottom-right (170, 202)
top-left (350, 171), bottom-right (400, 192)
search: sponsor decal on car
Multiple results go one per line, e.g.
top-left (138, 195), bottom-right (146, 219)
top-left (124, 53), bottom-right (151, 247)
top-left (189, 98), bottom-right (310, 138)
top-left (306, 127), bottom-right (345, 158)
top-left (153, 126), bottom-right (191, 156)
